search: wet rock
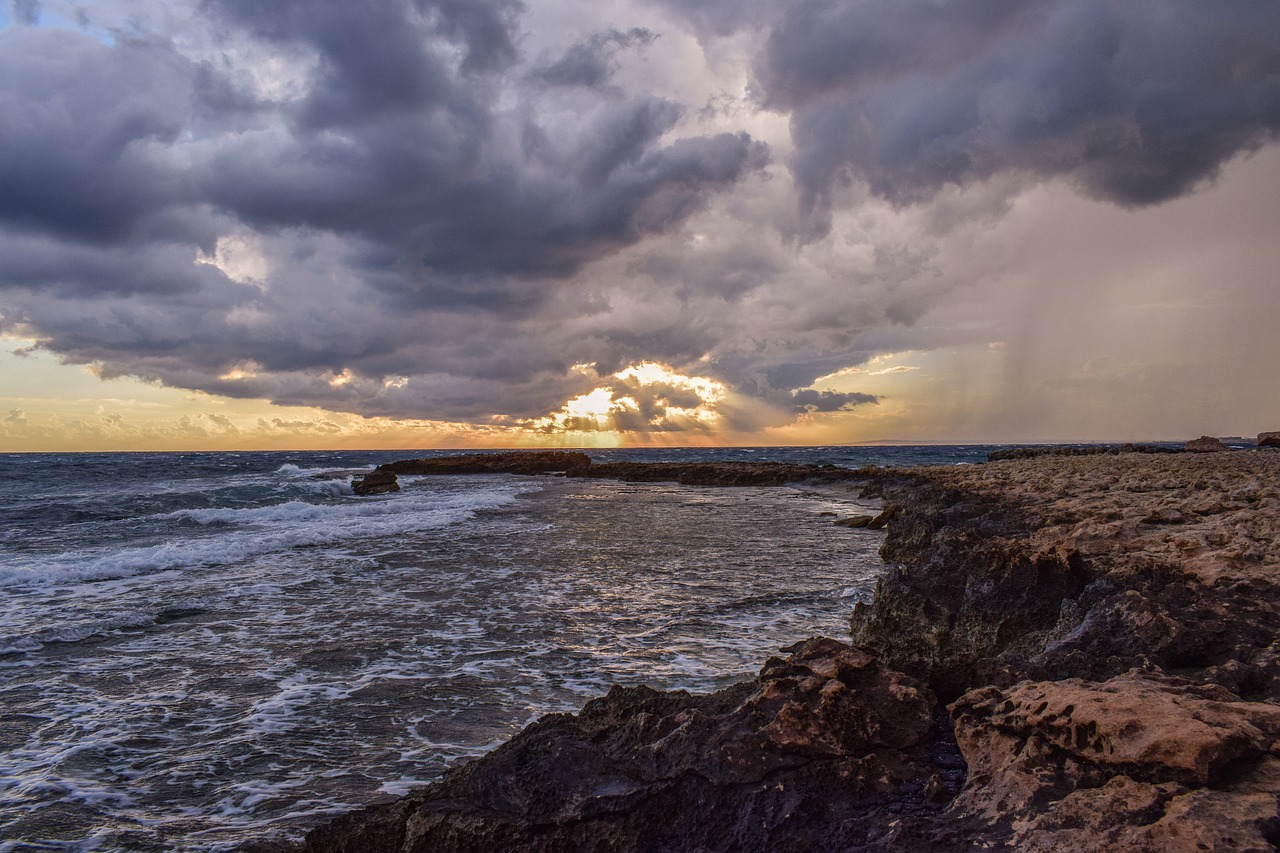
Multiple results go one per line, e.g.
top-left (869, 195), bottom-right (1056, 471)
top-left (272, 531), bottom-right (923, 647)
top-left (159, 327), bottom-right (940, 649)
top-left (379, 451), bottom-right (592, 476)
top-left (866, 504), bottom-right (901, 530)
top-left (375, 451), bottom-right (874, 488)
top-left (571, 460), bottom-right (862, 487)
top-left (834, 514), bottom-right (875, 528)
top-left (297, 638), bottom-right (955, 853)
top-left (352, 470), bottom-right (400, 496)
top-left (154, 607), bottom-right (207, 624)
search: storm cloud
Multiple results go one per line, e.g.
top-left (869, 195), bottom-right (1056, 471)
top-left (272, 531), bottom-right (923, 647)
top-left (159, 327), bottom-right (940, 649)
top-left (751, 0), bottom-right (1280, 218)
top-left (1, 0), bottom-right (1277, 435)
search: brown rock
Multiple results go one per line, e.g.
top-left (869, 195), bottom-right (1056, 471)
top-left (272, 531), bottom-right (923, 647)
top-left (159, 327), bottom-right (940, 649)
top-left (1258, 431), bottom-right (1280, 449)
top-left (351, 470), bottom-right (400, 495)
top-left (866, 504), bottom-right (901, 530)
top-left (945, 673), bottom-right (1280, 850)
top-left (834, 514), bottom-right (875, 528)
top-left (1183, 435), bottom-right (1228, 452)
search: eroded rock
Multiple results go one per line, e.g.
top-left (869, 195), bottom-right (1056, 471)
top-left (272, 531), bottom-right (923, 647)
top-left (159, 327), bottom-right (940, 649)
top-left (945, 673), bottom-right (1280, 850)
top-left (352, 470), bottom-right (400, 495)
top-left (297, 638), bottom-right (957, 852)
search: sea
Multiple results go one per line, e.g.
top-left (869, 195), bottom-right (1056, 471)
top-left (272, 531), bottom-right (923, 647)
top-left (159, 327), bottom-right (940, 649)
top-left (0, 445), bottom-right (996, 852)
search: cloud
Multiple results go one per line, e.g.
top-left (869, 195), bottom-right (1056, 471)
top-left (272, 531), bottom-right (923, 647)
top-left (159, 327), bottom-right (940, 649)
top-left (0, 0), bottom-right (1277, 441)
top-left (750, 0), bottom-right (1280, 220)
top-left (0, 2), bottom-right (770, 424)
top-left (530, 27), bottom-right (658, 90)
top-left (790, 389), bottom-right (879, 414)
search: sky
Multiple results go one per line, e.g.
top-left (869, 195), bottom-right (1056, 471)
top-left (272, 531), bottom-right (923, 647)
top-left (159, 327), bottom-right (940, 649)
top-left (1, 0), bottom-right (1278, 451)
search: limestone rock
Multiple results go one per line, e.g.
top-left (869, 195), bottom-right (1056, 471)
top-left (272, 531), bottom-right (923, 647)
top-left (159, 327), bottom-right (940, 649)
top-left (1184, 435), bottom-right (1228, 452)
top-left (866, 504), bottom-right (901, 530)
top-left (945, 673), bottom-right (1280, 850)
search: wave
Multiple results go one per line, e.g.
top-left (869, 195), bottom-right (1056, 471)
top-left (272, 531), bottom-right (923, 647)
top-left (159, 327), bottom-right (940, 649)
top-left (0, 483), bottom-right (538, 590)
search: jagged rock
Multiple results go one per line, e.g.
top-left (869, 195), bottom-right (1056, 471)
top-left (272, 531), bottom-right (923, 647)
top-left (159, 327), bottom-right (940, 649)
top-left (833, 505), bottom-right (900, 531)
top-left (1184, 435), bottom-right (1228, 452)
top-left (352, 470), bottom-right (400, 495)
top-left (295, 638), bottom-right (957, 853)
top-left (1259, 432), bottom-right (1280, 449)
top-left (865, 504), bottom-right (901, 530)
top-left (944, 672), bottom-right (1280, 850)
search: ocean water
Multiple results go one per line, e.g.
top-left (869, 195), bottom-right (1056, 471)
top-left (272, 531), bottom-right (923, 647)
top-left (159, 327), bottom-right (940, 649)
top-left (0, 446), bottom-right (993, 851)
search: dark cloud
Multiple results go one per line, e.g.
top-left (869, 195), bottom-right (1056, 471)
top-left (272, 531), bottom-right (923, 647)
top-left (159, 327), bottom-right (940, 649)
top-left (790, 389), bottom-right (879, 413)
top-left (753, 0), bottom-right (1280, 216)
top-left (13, 0), bottom-right (38, 25)
top-left (0, 1), bottom-right (771, 424)
top-left (530, 27), bottom-right (658, 89)
top-left (2, 0), bottom-right (1278, 435)
top-left (0, 28), bottom-right (195, 244)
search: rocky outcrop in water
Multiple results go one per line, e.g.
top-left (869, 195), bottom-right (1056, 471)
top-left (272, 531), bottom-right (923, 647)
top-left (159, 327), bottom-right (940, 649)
top-left (275, 450), bottom-right (1280, 851)
top-left (367, 451), bottom-right (870, 489)
top-left (378, 451), bottom-right (592, 476)
top-left (1184, 435), bottom-right (1228, 452)
top-left (352, 470), bottom-right (400, 495)
top-left (1259, 432), bottom-right (1280, 449)
top-left (986, 443), bottom-right (1178, 461)
top-left (571, 461), bottom-right (865, 487)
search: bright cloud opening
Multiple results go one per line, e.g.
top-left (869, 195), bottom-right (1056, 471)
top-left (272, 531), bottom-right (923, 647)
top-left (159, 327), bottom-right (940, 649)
top-left (530, 362), bottom-right (729, 435)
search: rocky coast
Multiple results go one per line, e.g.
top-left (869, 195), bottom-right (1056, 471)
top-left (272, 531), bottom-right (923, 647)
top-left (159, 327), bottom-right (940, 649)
top-left (273, 448), bottom-right (1280, 851)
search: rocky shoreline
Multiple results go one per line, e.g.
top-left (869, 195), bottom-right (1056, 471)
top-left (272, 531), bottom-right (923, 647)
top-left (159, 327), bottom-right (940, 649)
top-left (265, 448), bottom-right (1279, 851)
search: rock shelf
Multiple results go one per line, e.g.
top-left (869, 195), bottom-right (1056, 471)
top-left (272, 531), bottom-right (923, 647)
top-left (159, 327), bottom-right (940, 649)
top-left (263, 450), bottom-right (1280, 852)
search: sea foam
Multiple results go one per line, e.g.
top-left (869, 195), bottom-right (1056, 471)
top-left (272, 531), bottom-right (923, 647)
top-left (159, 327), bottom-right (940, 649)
top-left (0, 481), bottom-right (536, 590)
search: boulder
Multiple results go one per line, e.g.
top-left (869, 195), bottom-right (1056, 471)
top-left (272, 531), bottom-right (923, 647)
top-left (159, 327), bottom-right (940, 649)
top-left (352, 470), bottom-right (400, 495)
top-left (1258, 432), bottom-right (1280, 449)
top-left (835, 514), bottom-right (875, 528)
top-left (1183, 436), bottom-right (1227, 453)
